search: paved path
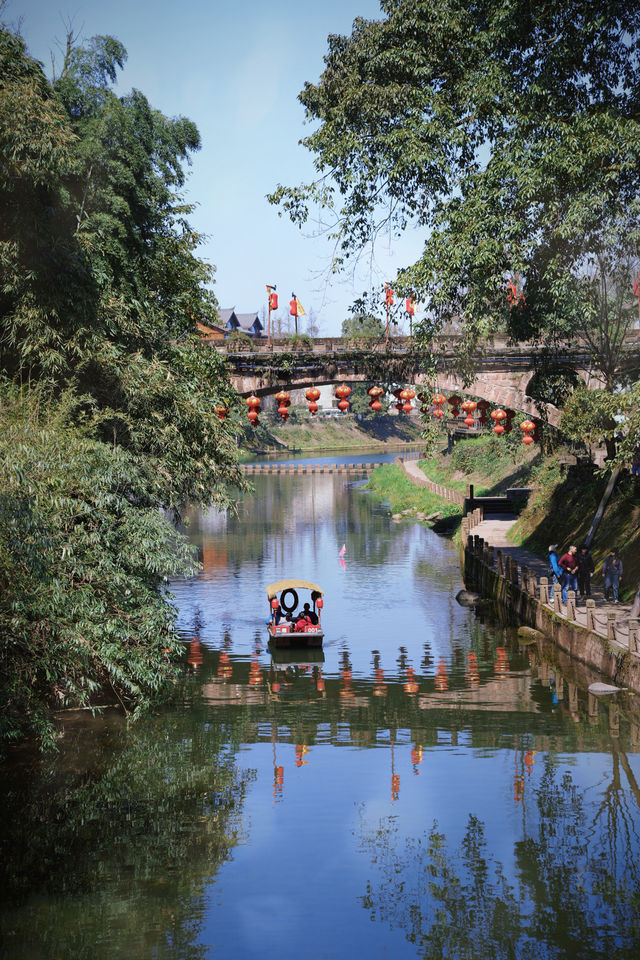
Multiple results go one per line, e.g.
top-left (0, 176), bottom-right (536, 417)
top-left (472, 515), bottom-right (634, 646)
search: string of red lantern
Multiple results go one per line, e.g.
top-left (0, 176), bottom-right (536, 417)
top-left (305, 386), bottom-right (320, 415)
top-left (246, 394), bottom-right (261, 426)
top-left (335, 384), bottom-right (351, 412)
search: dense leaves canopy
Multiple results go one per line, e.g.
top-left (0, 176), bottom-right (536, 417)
top-left (271, 0), bottom-right (640, 370)
top-left (0, 27), bottom-right (243, 511)
top-left (0, 26), bottom-right (244, 747)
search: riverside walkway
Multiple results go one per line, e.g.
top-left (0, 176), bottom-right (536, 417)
top-left (399, 457), bottom-right (637, 655)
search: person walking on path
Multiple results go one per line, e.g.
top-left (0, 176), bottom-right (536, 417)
top-left (559, 545), bottom-right (579, 604)
top-left (603, 548), bottom-right (623, 603)
top-left (576, 543), bottom-right (594, 600)
top-left (547, 544), bottom-right (563, 602)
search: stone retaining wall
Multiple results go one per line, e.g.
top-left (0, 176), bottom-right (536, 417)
top-left (463, 531), bottom-right (640, 693)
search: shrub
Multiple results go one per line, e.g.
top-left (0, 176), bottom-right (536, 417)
top-left (0, 386), bottom-right (198, 750)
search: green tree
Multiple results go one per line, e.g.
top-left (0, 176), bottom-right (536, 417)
top-left (0, 26), bottom-right (243, 512)
top-left (271, 1), bottom-right (640, 387)
top-left (341, 312), bottom-right (385, 338)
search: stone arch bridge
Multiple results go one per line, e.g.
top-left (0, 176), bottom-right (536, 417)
top-left (209, 333), bottom-right (640, 428)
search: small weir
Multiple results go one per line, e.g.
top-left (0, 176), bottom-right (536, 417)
top-left (241, 461), bottom-right (384, 475)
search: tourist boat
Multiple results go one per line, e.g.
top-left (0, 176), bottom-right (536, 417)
top-left (266, 579), bottom-right (324, 648)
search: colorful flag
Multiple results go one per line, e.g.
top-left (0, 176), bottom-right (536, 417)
top-left (295, 296), bottom-right (306, 317)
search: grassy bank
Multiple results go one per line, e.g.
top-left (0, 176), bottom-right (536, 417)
top-left (418, 434), bottom-right (539, 496)
top-left (243, 414), bottom-right (423, 453)
top-left (365, 464), bottom-right (462, 532)
top-left (509, 462), bottom-right (640, 601)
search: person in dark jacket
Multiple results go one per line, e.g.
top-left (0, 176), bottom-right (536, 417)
top-left (576, 543), bottom-right (595, 599)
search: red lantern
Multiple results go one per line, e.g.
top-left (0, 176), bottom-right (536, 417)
top-left (520, 420), bottom-right (535, 433)
top-left (464, 416), bottom-right (475, 427)
top-left (402, 402), bottom-right (413, 414)
top-left (275, 390), bottom-right (291, 406)
top-left (271, 598), bottom-right (279, 610)
top-left (368, 385), bottom-right (383, 399)
top-left (246, 395), bottom-right (261, 410)
top-left (522, 434), bottom-right (534, 445)
top-left (338, 399), bottom-right (349, 412)
top-left (433, 407), bottom-right (444, 419)
top-left (316, 597), bottom-right (323, 609)
top-left (405, 297), bottom-right (415, 316)
top-left (369, 399), bottom-right (382, 411)
top-left (214, 406), bottom-right (228, 421)
top-left (385, 284), bottom-right (394, 306)
top-left (269, 292), bottom-right (278, 310)
top-left (247, 409), bottom-right (259, 425)
top-left (491, 408), bottom-right (507, 423)
top-left (461, 400), bottom-right (477, 414)
top-left (493, 424), bottom-right (505, 435)
top-left (335, 385), bottom-right (351, 400)
top-left (278, 405), bottom-right (289, 421)
top-left (308, 401), bottom-right (319, 415)
top-left (433, 394), bottom-right (446, 406)
top-left (289, 298), bottom-right (298, 317)
top-left (305, 387), bottom-right (320, 402)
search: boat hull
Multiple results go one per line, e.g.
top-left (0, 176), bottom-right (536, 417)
top-left (267, 624), bottom-right (324, 649)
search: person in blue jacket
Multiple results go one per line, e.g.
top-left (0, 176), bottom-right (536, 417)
top-left (547, 544), bottom-right (563, 601)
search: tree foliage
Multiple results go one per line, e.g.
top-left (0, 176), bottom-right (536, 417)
top-left (0, 25), bottom-right (245, 747)
top-left (271, 0), bottom-right (640, 383)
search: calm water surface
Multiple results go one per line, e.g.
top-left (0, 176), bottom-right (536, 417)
top-left (2, 472), bottom-right (640, 959)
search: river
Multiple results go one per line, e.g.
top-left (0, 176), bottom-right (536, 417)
top-left (1, 468), bottom-right (640, 959)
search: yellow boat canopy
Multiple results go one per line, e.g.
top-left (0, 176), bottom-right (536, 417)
top-left (266, 579), bottom-right (324, 600)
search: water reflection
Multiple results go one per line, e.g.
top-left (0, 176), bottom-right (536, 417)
top-left (2, 473), bottom-right (640, 959)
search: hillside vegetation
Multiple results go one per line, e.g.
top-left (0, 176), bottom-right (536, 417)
top-left (509, 462), bottom-right (640, 602)
top-left (418, 434), bottom-right (539, 495)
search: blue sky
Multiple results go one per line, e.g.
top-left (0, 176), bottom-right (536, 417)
top-left (9, 0), bottom-right (425, 335)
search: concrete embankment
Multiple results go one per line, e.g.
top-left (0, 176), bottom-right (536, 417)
top-left (462, 515), bottom-right (640, 694)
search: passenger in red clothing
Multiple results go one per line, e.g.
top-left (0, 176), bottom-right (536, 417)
top-left (558, 545), bottom-right (579, 603)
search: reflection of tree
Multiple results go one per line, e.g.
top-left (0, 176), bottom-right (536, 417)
top-left (358, 760), bottom-right (640, 958)
top-left (0, 707), bottom-right (253, 960)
